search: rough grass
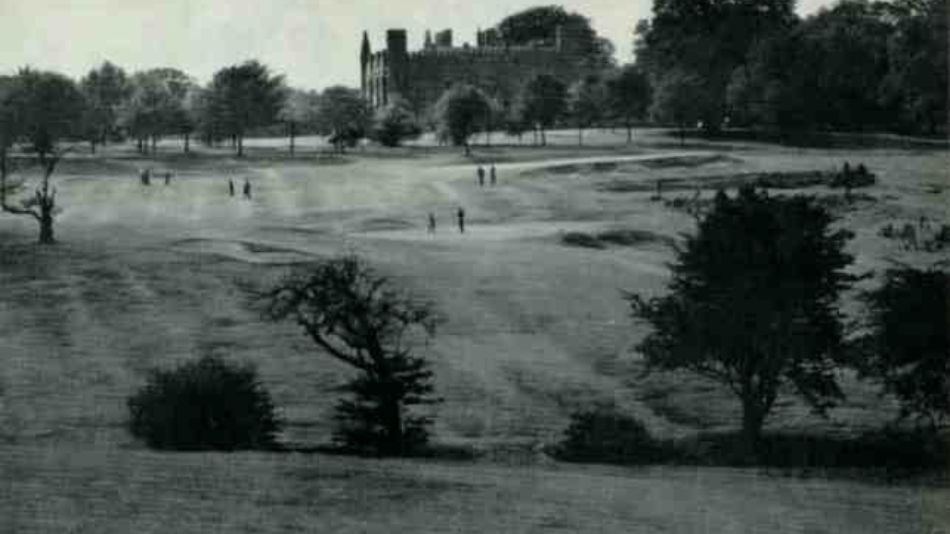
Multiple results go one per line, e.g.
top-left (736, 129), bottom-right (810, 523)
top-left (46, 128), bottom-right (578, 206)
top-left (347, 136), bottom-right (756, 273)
top-left (2, 128), bottom-right (948, 532)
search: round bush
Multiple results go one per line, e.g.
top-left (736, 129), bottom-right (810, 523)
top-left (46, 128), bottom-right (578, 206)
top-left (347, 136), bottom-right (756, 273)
top-left (557, 409), bottom-right (661, 464)
top-left (127, 355), bottom-right (280, 450)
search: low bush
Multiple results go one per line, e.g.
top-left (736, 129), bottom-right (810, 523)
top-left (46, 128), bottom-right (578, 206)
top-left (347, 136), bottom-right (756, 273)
top-left (555, 409), bottom-right (664, 464)
top-left (128, 355), bottom-right (281, 451)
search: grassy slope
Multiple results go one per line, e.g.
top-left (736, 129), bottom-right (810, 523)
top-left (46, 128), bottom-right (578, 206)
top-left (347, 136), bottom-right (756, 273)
top-left (1, 129), bottom-right (947, 532)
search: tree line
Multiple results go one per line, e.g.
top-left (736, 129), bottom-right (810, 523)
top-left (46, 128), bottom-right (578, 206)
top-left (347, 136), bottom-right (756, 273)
top-left (637, 0), bottom-right (947, 137)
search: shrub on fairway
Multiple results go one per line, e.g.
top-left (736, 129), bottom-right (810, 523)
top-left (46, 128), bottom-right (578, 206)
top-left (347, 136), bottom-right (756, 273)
top-left (127, 355), bottom-right (280, 450)
top-left (556, 408), bottom-right (662, 464)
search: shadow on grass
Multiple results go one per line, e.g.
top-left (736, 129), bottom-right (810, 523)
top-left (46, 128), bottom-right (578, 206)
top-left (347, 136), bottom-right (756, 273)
top-left (561, 229), bottom-right (675, 250)
top-left (278, 442), bottom-right (479, 461)
top-left (554, 419), bottom-right (948, 483)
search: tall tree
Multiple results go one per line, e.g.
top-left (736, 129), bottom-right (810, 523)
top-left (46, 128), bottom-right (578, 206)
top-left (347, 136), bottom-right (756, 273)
top-left (316, 86), bottom-right (372, 153)
top-left (880, 0), bottom-right (948, 134)
top-left (496, 5), bottom-right (614, 67)
top-left (568, 75), bottom-right (608, 146)
top-left (267, 256), bottom-right (440, 455)
top-left (636, 0), bottom-right (796, 132)
top-left (206, 61), bottom-right (285, 157)
top-left (79, 61), bottom-right (130, 154)
top-left (434, 84), bottom-right (492, 155)
top-left (606, 64), bottom-right (651, 143)
top-left (0, 69), bottom-right (84, 244)
top-left (649, 69), bottom-right (707, 145)
top-left (121, 68), bottom-right (193, 154)
top-left (522, 75), bottom-right (568, 146)
top-left (728, 1), bottom-right (899, 133)
top-left (628, 187), bottom-right (856, 454)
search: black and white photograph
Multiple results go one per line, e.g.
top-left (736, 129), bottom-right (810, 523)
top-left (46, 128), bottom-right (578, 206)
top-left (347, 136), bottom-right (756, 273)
top-left (0, 0), bottom-right (947, 532)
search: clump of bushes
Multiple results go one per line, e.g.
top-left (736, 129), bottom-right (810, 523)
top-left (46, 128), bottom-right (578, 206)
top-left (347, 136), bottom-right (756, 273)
top-left (554, 408), bottom-right (664, 464)
top-left (128, 355), bottom-right (281, 451)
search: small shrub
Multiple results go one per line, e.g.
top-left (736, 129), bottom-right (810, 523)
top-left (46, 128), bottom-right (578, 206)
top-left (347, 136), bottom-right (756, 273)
top-left (128, 355), bottom-right (280, 451)
top-left (555, 409), bottom-right (662, 464)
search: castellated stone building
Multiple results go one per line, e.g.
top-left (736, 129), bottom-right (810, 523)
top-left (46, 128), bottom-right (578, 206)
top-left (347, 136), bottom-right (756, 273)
top-left (360, 26), bottom-right (601, 117)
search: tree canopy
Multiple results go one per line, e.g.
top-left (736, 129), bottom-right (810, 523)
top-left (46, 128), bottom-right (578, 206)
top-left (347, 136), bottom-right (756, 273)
top-left (371, 98), bottom-right (422, 148)
top-left (496, 5), bottom-right (613, 66)
top-left (522, 75), bottom-right (568, 145)
top-left (0, 69), bottom-right (85, 243)
top-left (317, 86), bottom-right (372, 152)
top-left (121, 68), bottom-right (194, 153)
top-left (205, 61), bottom-right (285, 156)
top-left (629, 187), bottom-right (856, 453)
top-left (80, 61), bottom-right (130, 151)
top-left (434, 84), bottom-right (492, 154)
top-left (606, 64), bottom-right (651, 143)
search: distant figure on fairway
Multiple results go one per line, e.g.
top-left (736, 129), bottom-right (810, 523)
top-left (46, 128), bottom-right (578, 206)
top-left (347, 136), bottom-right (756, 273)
top-left (490, 164), bottom-right (497, 186)
top-left (477, 165), bottom-right (485, 187)
top-left (243, 179), bottom-right (252, 199)
top-left (427, 212), bottom-right (436, 234)
top-left (228, 178), bottom-right (235, 197)
top-left (457, 207), bottom-right (465, 233)
top-left (140, 168), bottom-right (151, 186)
top-left (164, 171), bottom-right (172, 185)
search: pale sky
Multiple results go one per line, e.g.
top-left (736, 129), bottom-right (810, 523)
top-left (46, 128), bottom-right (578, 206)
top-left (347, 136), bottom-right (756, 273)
top-left (0, 0), bottom-right (835, 91)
